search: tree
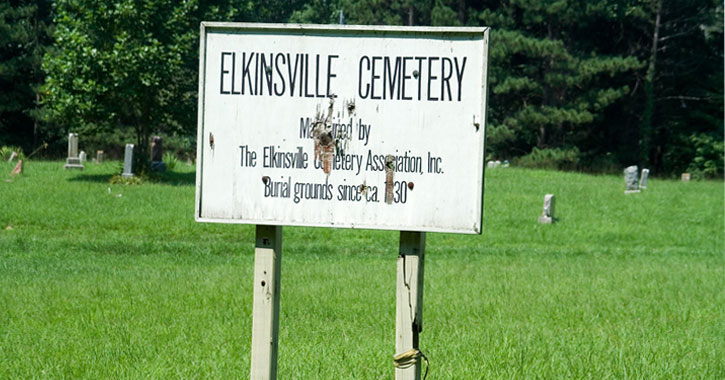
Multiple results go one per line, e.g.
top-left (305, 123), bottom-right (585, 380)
top-left (478, 1), bottom-right (642, 165)
top-left (41, 0), bottom-right (300, 168)
top-left (0, 0), bottom-right (53, 151)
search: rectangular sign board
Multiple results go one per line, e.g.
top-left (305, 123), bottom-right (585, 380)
top-left (196, 23), bottom-right (489, 234)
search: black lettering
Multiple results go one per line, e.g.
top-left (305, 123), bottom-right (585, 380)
top-left (274, 53), bottom-right (286, 96)
top-left (326, 55), bottom-right (338, 97)
top-left (415, 57), bottom-right (425, 100)
top-left (241, 52), bottom-right (254, 95)
top-left (401, 57), bottom-right (412, 100)
top-left (358, 56), bottom-right (370, 99)
top-left (427, 57), bottom-right (439, 101)
top-left (220, 52), bottom-right (231, 94)
top-left (441, 57), bottom-right (453, 101)
top-left (371, 56), bottom-right (382, 100)
top-left (455, 57), bottom-right (467, 101)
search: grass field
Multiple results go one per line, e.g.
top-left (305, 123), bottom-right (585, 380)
top-left (1, 160), bottom-right (723, 379)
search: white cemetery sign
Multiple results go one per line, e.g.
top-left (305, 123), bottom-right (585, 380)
top-left (195, 23), bottom-right (489, 234)
top-left (195, 23), bottom-right (489, 380)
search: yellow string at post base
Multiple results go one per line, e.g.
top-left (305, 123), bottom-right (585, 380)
top-left (393, 348), bottom-right (430, 380)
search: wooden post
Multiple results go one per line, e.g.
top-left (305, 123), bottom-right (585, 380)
top-left (395, 231), bottom-right (426, 380)
top-left (250, 225), bottom-right (282, 380)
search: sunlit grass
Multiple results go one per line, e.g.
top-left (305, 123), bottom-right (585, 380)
top-left (1, 161), bottom-right (723, 379)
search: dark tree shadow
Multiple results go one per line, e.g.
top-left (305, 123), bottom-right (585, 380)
top-left (68, 170), bottom-right (196, 186)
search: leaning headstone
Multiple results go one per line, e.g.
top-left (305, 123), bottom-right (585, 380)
top-left (150, 136), bottom-right (166, 172)
top-left (624, 165), bottom-right (640, 194)
top-left (64, 133), bottom-right (84, 170)
top-left (538, 194), bottom-right (555, 224)
top-left (122, 144), bottom-right (134, 178)
top-left (7, 151), bottom-right (17, 162)
top-left (11, 160), bottom-right (23, 175)
top-left (639, 168), bottom-right (649, 189)
top-left (681, 173), bottom-right (691, 182)
top-left (96, 150), bottom-right (104, 164)
top-left (79, 150), bottom-right (87, 163)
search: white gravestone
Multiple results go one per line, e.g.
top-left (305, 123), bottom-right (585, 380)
top-left (639, 168), bottom-right (649, 189)
top-left (681, 173), bottom-right (691, 182)
top-left (122, 144), bottom-right (134, 178)
top-left (79, 150), bottom-right (86, 163)
top-left (96, 150), bottom-right (104, 164)
top-left (64, 133), bottom-right (84, 170)
top-left (624, 165), bottom-right (640, 194)
top-left (538, 194), bottom-right (555, 224)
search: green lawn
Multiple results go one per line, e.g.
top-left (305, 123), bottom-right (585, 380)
top-left (1, 161), bottom-right (723, 379)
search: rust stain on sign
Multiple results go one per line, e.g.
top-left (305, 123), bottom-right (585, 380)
top-left (313, 97), bottom-right (336, 175)
top-left (385, 154), bottom-right (395, 204)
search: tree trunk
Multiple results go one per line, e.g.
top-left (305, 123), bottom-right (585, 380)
top-left (640, 0), bottom-right (662, 167)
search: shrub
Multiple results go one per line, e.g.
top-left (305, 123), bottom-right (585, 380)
top-left (163, 152), bottom-right (179, 171)
top-left (515, 147), bottom-right (581, 171)
top-left (687, 133), bottom-right (724, 179)
top-left (0, 146), bottom-right (25, 161)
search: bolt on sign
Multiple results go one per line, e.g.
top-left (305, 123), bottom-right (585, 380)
top-left (196, 23), bottom-right (489, 234)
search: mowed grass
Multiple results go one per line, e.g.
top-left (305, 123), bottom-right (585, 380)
top-left (0, 161), bottom-right (722, 379)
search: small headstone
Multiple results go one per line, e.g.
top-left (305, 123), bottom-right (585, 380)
top-left (63, 133), bottom-right (84, 170)
top-left (494, 160), bottom-right (501, 168)
top-left (639, 168), bottom-right (649, 189)
top-left (681, 173), bottom-right (691, 182)
top-left (122, 144), bottom-right (134, 178)
top-left (150, 136), bottom-right (166, 172)
top-left (96, 150), bottom-right (104, 164)
top-left (538, 194), bottom-right (555, 224)
top-left (624, 165), bottom-right (640, 194)
top-left (7, 151), bottom-right (17, 162)
top-left (79, 151), bottom-right (86, 163)
top-left (487, 160), bottom-right (495, 168)
top-left (11, 160), bottom-right (23, 175)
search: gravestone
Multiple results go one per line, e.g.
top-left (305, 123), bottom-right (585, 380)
top-left (7, 151), bottom-right (17, 162)
top-left (11, 160), bottom-right (23, 175)
top-left (487, 160), bottom-right (495, 168)
top-left (681, 173), bottom-right (691, 182)
top-left (79, 151), bottom-right (86, 163)
top-left (494, 160), bottom-right (501, 168)
top-left (96, 150), bottom-right (104, 163)
top-left (624, 165), bottom-right (640, 194)
top-left (63, 133), bottom-right (84, 170)
top-left (150, 136), bottom-right (166, 172)
top-left (502, 160), bottom-right (510, 168)
top-left (639, 168), bottom-right (649, 189)
top-left (122, 144), bottom-right (134, 178)
top-left (538, 194), bottom-right (555, 224)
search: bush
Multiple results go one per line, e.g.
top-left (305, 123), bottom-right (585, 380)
top-left (0, 146), bottom-right (25, 161)
top-left (515, 147), bottom-right (581, 171)
top-left (163, 152), bottom-right (179, 171)
top-left (687, 133), bottom-right (724, 179)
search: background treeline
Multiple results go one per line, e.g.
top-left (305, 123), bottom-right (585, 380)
top-left (0, 0), bottom-right (722, 177)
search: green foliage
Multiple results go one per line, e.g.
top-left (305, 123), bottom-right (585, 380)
top-left (514, 146), bottom-right (580, 171)
top-left (686, 133), bottom-right (724, 179)
top-left (0, 146), bottom-right (25, 161)
top-left (109, 173), bottom-right (144, 185)
top-left (0, 0), bottom-right (53, 151)
top-left (162, 152), bottom-right (178, 171)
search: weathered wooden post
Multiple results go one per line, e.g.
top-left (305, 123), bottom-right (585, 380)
top-left (395, 231), bottom-right (426, 380)
top-left (250, 225), bottom-right (282, 380)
